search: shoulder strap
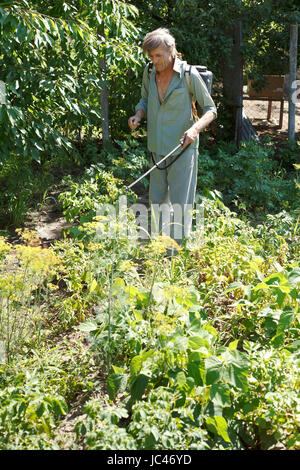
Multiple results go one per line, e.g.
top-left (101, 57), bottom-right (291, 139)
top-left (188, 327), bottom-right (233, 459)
top-left (184, 65), bottom-right (192, 94)
top-left (184, 65), bottom-right (199, 121)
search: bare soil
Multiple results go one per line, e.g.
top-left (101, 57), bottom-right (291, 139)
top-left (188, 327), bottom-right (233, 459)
top-left (243, 97), bottom-right (300, 142)
top-left (25, 203), bottom-right (72, 246)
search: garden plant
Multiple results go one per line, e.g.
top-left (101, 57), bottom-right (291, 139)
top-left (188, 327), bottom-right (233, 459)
top-left (0, 0), bottom-right (299, 452)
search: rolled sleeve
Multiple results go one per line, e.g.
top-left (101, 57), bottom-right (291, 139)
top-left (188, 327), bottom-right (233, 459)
top-left (135, 66), bottom-right (149, 115)
top-left (190, 67), bottom-right (217, 118)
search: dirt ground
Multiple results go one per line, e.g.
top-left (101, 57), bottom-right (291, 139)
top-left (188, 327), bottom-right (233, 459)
top-left (243, 97), bottom-right (300, 142)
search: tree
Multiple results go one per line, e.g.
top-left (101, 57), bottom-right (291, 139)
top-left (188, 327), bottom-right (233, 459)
top-left (0, 0), bottom-right (98, 163)
top-left (0, 0), bottom-right (143, 165)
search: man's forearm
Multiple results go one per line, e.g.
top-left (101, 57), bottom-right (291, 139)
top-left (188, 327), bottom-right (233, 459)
top-left (192, 110), bottom-right (216, 134)
top-left (128, 108), bottom-right (146, 130)
top-left (135, 109), bottom-right (146, 122)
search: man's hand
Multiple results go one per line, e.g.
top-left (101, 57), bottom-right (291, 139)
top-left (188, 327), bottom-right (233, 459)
top-left (180, 110), bottom-right (216, 148)
top-left (128, 110), bottom-right (145, 130)
top-left (128, 115), bottom-right (140, 130)
top-left (180, 127), bottom-right (198, 148)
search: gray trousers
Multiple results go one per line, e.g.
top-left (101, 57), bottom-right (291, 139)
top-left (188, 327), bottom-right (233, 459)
top-left (149, 145), bottom-right (198, 243)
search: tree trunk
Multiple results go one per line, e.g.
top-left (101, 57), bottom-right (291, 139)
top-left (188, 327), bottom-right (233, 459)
top-left (221, 20), bottom-right (243, 145)
top-left (98, 26), bottom-right (110, 143)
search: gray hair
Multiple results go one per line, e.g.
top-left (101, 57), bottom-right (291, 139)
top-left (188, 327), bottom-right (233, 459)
top-left (142, 28), bottom-right (176, 56)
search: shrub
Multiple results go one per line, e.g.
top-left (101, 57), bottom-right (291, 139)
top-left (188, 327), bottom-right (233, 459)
top-left (197, 140), bottom-right (299, 213)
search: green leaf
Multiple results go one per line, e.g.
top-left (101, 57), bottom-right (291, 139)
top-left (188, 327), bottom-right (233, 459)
top-left (34, 141), bottom-right (44, 151)
top-left (35, 402), bottom-right (45, 418)
top-left (205, 416), bottom-right (231, 443)
top-left (17, 401), bottom-right (27, 416)
top-left (226, 364), bottom-right (248, 391)
top-left (107, 373), bottom-right (128, 401)
top-left (41, 418), bottom-right (51, 438)
top-left (205, 356), bottom-right (223, 385)
top-left (175, 390), bottom-right (186, 407)
top-left (175, 371), bottom-right (186, 388)
top-left (112, 365), bottom-right (126, 374)
top-left (188, 351), bottom-right (204, 363)
top-left (203, 323), bottom-right (218, 338)
top-left (125, 285), bottom-right (139, 299)
top-left (112, 277), bottom-right (125, 294)
top-left (0, 105), bottom-right (7, 121)
top-left (52, 398), bottom-right (67, 416)
top-left (130, 374), bottom-right (149, 401)
top-left (173, 335), bottom-right (189, 351)
top-left (130, 355), bottom-right (142, 377)
top-left (277, 307), bottom-right (295, 334)
top-left (141, 349), bottom-right (155, 362)
top-left (187, 317), bottom-right (203, 334)
top-left (187, 361), bottom-right (205, 386)
top-left (133, 309), bottom-right (143, 321)
top-left (287, 268), bottom-right (300, 286)
top-left (77, 319), bottom-right (98, 332)
top-left (210, 383), bottom-right (231, 407)
top-left (221, 350), bottom-right (249, 391)
top-left (188, 335), bottom-right (209, 350)
top-left (6, 107), bottom-right (17, 126)
top-left (72, 102), bottom-right (81, 115)
top-left (229, 339), bottom-right (239, 351)
top-left (271, 333), bottom-right (284, 348)
top-left (89, 278), bottom-right (98, 293)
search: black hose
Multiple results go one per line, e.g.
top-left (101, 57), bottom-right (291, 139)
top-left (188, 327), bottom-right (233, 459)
top-left (151, 144), bottom-right (189, 170)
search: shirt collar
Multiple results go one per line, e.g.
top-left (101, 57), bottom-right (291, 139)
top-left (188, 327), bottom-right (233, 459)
top-left (152, 56), bottom-right (185, 78)
top-left (173, 56), bottom-right (186, 78)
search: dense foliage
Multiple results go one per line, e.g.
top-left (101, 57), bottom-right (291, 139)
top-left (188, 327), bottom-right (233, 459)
top-left (0, 0), bottom-right (142, 157)
top-left (0, 0), bottom-right (299, 452)
top-left (0, 186), bottom-right (299, 449)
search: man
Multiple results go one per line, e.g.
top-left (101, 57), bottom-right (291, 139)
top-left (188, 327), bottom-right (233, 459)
top-left (128, 28), bottom-right (217, 247)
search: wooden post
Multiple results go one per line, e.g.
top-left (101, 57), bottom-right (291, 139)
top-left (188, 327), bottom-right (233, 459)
top-left (99, 55), bottom-right (110, 143)
top-left (234, 20), bottom-right (243, 148)
top-left (267, 100), bottom-right (272, 121)
top-left (279, 100), bottom-right (284, 129)
top-left (288, 24), bottom-right (298, 140)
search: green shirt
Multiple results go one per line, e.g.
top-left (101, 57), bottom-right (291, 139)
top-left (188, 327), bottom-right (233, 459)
top-left (135, 56), bottom-right (217, 156)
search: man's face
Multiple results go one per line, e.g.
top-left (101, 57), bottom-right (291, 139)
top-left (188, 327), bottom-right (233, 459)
top-left (148, 46), bottom-right (174, 72)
